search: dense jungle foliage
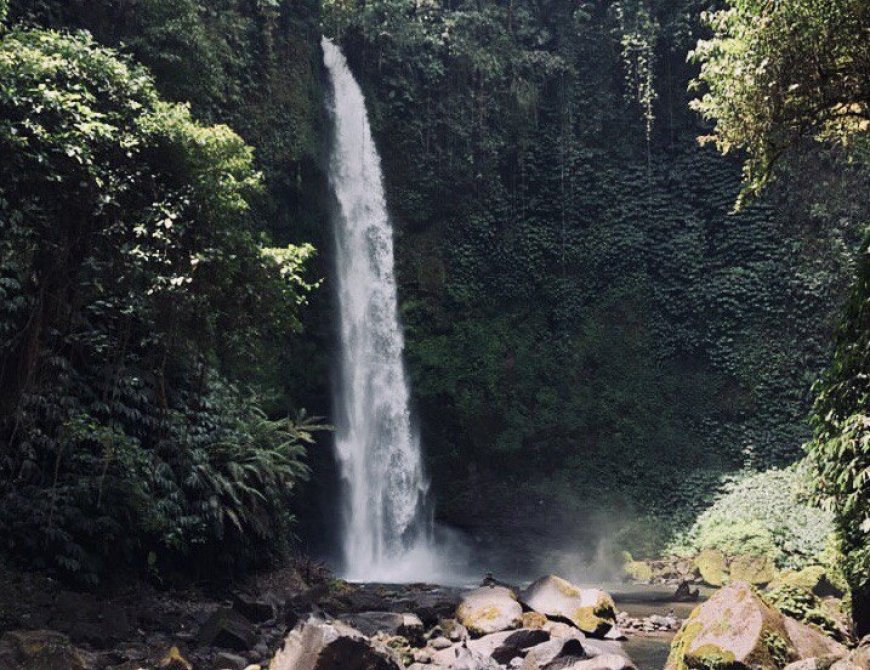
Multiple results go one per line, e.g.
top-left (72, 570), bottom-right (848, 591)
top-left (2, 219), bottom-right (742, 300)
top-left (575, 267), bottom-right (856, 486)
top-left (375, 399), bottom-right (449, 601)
top-left (1, 0), bottom-right (870, 629)
top-left (0, 0), bottom-right (327, 582)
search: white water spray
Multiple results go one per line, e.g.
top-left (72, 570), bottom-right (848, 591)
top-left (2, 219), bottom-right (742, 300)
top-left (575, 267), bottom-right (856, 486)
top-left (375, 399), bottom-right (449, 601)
top-left (322, 37), bottom-right (447, 581)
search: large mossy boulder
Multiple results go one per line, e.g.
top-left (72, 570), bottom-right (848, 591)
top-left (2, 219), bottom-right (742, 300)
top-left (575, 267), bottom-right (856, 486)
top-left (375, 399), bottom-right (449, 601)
top-left (731, 555), bottom-right (777, 586)
top-left (667, 582), bottom-right (848, 670)
top-left (694, 549), bottom-right (729, 587)
top-left (456, 586), bottom-right (523, 637)
top-left (520, 576), bottom-right (616, 638)
top-left (269, 616), bottom-right (401, 670)
top-left (666, 582), bottom-right (797, 670)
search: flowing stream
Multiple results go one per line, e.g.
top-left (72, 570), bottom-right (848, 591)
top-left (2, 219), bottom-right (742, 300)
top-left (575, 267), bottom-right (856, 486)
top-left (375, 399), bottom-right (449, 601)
top-left (322, 37), bottom-right (439, 581)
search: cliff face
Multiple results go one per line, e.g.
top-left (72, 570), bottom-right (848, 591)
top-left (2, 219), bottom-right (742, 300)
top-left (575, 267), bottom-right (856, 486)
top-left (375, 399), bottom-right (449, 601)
top-left (326, 0), bottom-right (860, 548)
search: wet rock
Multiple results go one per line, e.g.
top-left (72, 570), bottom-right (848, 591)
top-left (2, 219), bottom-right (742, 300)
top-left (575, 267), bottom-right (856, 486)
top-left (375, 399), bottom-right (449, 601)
top-left (456, 586), bottom-right (523, 637)
top-left (269, 616), bottom-right (401, 670)
top-left (467, 629), bottom-right (550, 664)
top-left (520, 576), bottom-right (616, 638)
top-left (0, 630), bottom-right (86, 670)
top-left (198, 608), bottom-right (257, 651)
top-left (694, 550), bottom-right (728, 587)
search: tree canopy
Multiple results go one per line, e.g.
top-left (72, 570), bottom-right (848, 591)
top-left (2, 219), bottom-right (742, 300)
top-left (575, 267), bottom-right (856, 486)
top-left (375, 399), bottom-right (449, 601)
top-left (690, 0), bottom-right (870, 203)
top-left (0, 27), bottom-right (316, 581)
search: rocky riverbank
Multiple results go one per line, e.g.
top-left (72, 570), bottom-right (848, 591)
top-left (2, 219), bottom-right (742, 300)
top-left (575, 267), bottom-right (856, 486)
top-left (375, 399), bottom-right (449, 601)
top-left (0, 559), bottom-right (862, 670)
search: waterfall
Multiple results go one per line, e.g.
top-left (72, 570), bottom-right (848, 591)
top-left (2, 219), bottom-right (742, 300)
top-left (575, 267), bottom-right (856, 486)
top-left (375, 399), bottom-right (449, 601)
top-left (322, 36), bottom-right (437, 581)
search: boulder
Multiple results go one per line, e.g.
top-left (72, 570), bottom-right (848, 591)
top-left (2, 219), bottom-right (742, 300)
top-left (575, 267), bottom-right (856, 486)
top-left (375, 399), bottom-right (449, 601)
top-left (783, 617), bottom-right (847, 660)
top-left (338, 612), bottom-right (424, 642)
top-left (544, 622), bottom-right (584, 640)
top-left (438, 644), bottom-right (501, 670)
top-left (560, 654), bottom-right (635, 670)
top-left (467, 629), bottom-right (550, 664)
top-left (520, 576), bottom-right (616, 638)
top-left (520, 638), bottom-right (587, 670)
top-left (456, 586), bottom-right (523, 637)
top-left (269, 616), bottom-right (401, 670)
top-left (666, 581), bottom-right (797, 670)
top-left (694, 550), bottom-right (728, 587)
top-left (522, 612), bottom-right (549, 630)
top-left (233, 593), bottom-right (274, 623)
top-left (215, 651), bottom-right (249, 670)
top-left (730, 555), bottom-right (777, 587)
top-left (0, 630), bottom-right (86, 670)
top-left (783, 659), bottom-right (843, 670)
top-left (198, 608), bottom-right (257, 651)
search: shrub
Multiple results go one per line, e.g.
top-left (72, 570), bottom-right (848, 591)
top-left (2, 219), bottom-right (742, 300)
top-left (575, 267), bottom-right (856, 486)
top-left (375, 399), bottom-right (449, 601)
top-left (668, 464), bottom-right (835, 569)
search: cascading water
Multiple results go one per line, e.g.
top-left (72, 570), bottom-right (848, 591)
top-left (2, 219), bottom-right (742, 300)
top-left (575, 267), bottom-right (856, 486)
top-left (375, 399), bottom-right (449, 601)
top-left (322, 37), bottom-right (441, 581)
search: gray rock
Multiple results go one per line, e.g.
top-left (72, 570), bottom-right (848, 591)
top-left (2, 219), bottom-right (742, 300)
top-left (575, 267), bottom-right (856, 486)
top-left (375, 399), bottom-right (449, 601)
top-left (215, 651), bottom-right (249, 670)
top-left (448, 623), bottom-right (469, 642)
top-left (467, 629), bottom-right (550, 664)
top-left (456, 586), bottom-right (523, 637)
top-left (432, 643), bottom-right (501, 670)
top-left (270, 616), bottom-right (401, 670)
top-left (560, 653), bottom-right (635, 670)
top-left (521, 638), bottom-right (587, 670)
top-left (581, 639), bottom-right (631, 660)
top-left (198, 608), bottom-right (257, 651)
top-left (431, 637), bottom-right (453, 650)
top-left (784, 657), bottom-right (843, 670)
top-left (338, 611), bottom-right (424, 642)
top-left (232, 593), bottom-right (274, 623)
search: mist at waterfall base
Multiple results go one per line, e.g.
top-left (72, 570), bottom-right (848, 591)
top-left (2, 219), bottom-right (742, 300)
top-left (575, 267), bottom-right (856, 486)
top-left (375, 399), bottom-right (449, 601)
top-left (322, 37), bottom-right (472, 585)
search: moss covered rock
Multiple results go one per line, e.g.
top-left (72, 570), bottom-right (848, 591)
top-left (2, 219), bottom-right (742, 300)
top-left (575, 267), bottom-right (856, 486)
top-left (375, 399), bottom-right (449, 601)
top-left (769, 567), bottom-right (844, 599)
top-left (520, 575), bottom-right (616, 638)
top-left (695, 549), bottom-right (729, 587)
top-left (730, 555), bottom-right (777, 586)
top-left (456, 586), bottom-right (523, 637)
top-left (666, 581), bottom-right (797, 670)
top-left (623, 561), bottom-right (654, 583)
